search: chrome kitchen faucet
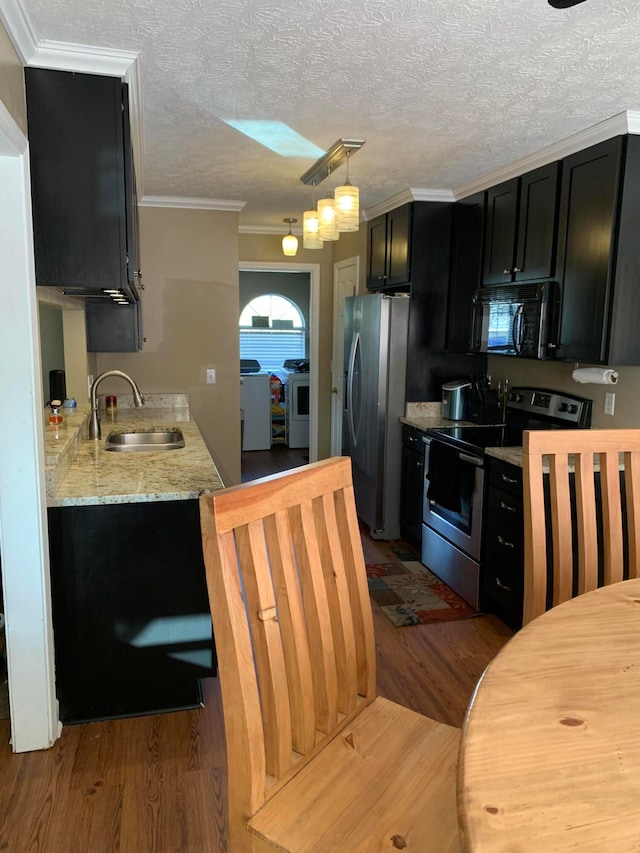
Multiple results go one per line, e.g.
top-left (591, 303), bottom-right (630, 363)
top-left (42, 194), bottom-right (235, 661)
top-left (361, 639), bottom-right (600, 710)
top-left (89, 370), bottom-right (145, 440)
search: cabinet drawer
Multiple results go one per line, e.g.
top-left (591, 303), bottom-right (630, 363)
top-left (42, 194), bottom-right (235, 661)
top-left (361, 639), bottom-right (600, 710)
top-left (482, 554), bottom-right (524, 628)
top-left (486, 485), bottom-right (522, 522)
top-left (402, 424), bottom-right (425, 450)
top-left (484, 510), bottom-right (523, 562)
top-left (489, 459), bottom-right (523, 497)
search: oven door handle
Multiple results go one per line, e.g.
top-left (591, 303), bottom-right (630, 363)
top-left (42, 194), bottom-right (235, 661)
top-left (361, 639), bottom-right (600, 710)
top-left (458, 452), bottom-right (484, 468)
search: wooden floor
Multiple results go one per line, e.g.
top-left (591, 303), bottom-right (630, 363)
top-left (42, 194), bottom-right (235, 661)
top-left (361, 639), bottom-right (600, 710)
top-left (241, 444), bottom-right (309, 482)
top-left (0, 455), bottom-right (513, 851)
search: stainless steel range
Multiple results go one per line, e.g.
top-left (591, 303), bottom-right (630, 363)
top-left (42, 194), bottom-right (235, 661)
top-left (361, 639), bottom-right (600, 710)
top-left (421, 387), bottom-right (593, 609)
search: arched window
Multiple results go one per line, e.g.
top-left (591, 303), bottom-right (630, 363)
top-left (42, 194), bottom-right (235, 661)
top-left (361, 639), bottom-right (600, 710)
top-left (239, 294), bottom-right (306, 371)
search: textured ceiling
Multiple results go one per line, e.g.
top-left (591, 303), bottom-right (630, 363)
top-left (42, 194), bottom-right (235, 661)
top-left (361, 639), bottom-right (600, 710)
top-left (20, 0), bottom-right (640, 227)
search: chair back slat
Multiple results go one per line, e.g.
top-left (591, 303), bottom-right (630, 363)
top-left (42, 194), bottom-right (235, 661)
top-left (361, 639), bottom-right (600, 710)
top-left (263, 511), bottom-right (317, 754)
top-left (334, 485), bottom-right (377, 698)
top-left (625, 450), bottom-right (640, 579)
top-left (199, 457), bottom-right (377, 837)
top-left (574, 452), bottom-right (599, 595)
top-left (290, 499), bottom-right (339, 733)
top-left (548, 454), bottom-right (573, 607)
top-left (523, 429), bottom-right (640, 624)
top-left (314, 491), bottom-right (359, 715)
top-left (236, 520), bottom-right (293, 779)
top-left (600, 451), bottom-right (624, 586)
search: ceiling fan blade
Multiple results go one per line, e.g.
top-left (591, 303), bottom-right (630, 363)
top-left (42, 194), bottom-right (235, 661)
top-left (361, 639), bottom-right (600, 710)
top-left (548, 0), bottom-right (588, 7)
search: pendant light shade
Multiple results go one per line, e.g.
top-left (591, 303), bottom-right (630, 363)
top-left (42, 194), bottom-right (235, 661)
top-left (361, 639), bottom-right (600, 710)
top-left (334, 182), bottom-right (359, 232)
top-left (334, 150), bottom-right (360, 232)
top-left (318, 197), bottom-right (338, 241)
top-left (303, 209), bottom-right (322, 249)
top-left (282, 218), bottom-right (298, 256)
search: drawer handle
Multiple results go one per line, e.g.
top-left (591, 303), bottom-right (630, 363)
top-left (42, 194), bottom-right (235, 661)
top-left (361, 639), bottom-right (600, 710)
top-left (499, 500), bottom-right (516, 513)
top-left (497, 535), bottom-right (515, 548)
top-left (501, 473), bottom-right (519, 485)
top-left (495, 577), bottom-right (512, 592)
top-left (416, 461), bottom-right (423, 469)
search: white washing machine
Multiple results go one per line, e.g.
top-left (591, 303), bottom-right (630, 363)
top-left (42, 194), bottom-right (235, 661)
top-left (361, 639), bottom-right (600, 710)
top-left (286, 371), bottom-right (310, 448)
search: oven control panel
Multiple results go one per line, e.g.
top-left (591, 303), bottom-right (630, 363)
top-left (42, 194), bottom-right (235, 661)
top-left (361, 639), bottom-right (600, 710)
top-left (506, 387), bottom-right (592, 428)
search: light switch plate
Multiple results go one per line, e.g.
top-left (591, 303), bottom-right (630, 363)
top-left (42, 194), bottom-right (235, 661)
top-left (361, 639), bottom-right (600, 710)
top-left (206, 368), bottom-right (216, 384)
top-left (604, 391), bottom-right (615, 416)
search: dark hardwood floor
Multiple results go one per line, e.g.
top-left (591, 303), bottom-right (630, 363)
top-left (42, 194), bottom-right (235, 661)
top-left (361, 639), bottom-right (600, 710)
top-left (241, 444), bottom-right (309, 482)
top-left (0, 456), bottom-right (513, 851)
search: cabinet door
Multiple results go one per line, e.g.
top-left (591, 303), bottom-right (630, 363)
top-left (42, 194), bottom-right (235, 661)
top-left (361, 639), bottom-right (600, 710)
top-left (85, 299), bottom-right (143, 352)
top-left (25, 68), bottom-right (128, 291)
top-left (483, 178), bottom-right (519, 284)
top-left (366, 214), bottom-right (388, 289)
top-left (386, 203), bottom-right (412, 287)
top-left (514, 162), bottom-right (560, 282)
top-left (555, 137), bottom-right (622, 363)
top-left (447, 191), bottom-right (485, 352)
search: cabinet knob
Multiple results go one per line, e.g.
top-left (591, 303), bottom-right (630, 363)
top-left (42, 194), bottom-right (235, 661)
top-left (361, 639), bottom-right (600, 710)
top-left (503, 269), bottom-right (512, 275)
top-left (547, 342), bottom-right (557, 349)
top-left (513, 267), bottom-right (522, 273)
top-left (377, 275), bottom-right (389, 280)
top-left (416, 461), bottom-right (423, 469)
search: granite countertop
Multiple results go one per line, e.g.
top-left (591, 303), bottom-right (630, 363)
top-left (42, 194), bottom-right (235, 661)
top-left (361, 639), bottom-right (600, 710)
top-left (45, 399), bottom-right (224, 507)
top-left (485, 447), bottom-right (524, 467)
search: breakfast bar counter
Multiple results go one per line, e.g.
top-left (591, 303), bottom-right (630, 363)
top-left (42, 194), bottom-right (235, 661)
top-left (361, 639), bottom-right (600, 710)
top-left (458, 579), bottom-right (640, 851)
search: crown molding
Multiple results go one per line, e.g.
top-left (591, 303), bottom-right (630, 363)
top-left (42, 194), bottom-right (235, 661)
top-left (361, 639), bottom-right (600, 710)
top-left (0, 0), bottom-right (144, 189)
top-left (363, 186), bottom-right (455, 221)
top-left (0, 0), bottom-right (38, 63)
top-left (140, 195), bottom-right (246, 212)
top-left (453, 110), bottom-right (640, 200)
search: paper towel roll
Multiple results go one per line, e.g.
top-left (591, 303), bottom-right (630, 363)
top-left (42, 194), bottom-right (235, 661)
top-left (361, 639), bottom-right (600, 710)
top-left (571, 367), bottom-right (619, 385)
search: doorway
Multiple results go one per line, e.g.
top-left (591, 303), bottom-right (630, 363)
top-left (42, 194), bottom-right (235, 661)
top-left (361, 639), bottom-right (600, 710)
top-left (0, 101), bottom-right (59, 751)
top-left (239, 262), bottom-right (320, 480)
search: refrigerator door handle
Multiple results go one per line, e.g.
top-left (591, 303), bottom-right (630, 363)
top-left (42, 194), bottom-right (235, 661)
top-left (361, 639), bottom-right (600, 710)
top-left (346, 332), bottom-right (359, 446)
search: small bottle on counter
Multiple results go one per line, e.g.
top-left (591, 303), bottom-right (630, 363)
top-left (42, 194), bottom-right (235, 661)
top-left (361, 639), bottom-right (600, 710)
top-left (105, 395), bottom-right (117, 415)
top-left (49, 400), bottom-right (63, 426)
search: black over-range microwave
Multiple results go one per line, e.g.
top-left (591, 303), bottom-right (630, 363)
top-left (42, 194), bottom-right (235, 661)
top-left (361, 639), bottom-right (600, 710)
top-left (470, 281), bottom-right (559, 359)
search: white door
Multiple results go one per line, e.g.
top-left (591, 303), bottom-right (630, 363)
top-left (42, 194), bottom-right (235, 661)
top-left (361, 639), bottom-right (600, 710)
top-left (330, 257), bottom-right (359, 456)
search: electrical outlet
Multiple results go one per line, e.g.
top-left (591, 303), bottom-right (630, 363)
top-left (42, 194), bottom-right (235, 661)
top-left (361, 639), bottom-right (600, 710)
top-left (206, 368), bottom-right (216, 384)
top-left (604, 391), bottom-right (615, 416)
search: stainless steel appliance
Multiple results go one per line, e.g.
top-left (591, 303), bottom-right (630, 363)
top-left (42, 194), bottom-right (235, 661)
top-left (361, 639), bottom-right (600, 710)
top-left (422, 387), bottom-right (593, 609)
top-left (286, 370), bottom-right (310, 448)
top-left (470, 281), bottom-right (559, 359)
top-left (343, 293), bottom-right (410, 539)
top-left (442, 379), bottom-right (471, 420)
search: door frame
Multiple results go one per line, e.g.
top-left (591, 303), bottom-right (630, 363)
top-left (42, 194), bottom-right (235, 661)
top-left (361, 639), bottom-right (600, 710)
top-left (238, 261), bottom-right (320, 462)
top-left (0, 99), bottom-right (60, 751)
top-left (330, 256), bottom-right (359, 456)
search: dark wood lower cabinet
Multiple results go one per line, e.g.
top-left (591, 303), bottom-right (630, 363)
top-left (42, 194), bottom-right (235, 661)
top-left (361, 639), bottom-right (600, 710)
top-left (48, 499), bottom-right (216, 724)
top-left (400, 425), bottom-right (425, 544)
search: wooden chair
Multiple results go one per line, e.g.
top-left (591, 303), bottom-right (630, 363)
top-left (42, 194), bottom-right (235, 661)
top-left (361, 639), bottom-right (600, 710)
top-left (199, 457), bottom-right (460, 852)
top-left (522, 428), bottom-right (640, 625)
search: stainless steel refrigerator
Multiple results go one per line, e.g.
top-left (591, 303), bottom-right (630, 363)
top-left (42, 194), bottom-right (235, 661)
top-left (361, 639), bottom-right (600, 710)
top-left (343, 293), bottom-right (410, 539)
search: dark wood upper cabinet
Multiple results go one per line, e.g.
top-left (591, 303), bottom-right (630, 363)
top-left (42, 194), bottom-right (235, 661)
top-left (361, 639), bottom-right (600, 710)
top-left (483, 178), bottom-right (519, 285)
top-left (554, 135), bottom-right (640, 365)
top-left (483, 163), bottom-right (559, 285)
top-left (25, 67), bottom-right (140, 300)
top-left (515, 162), bottom-right (560, 282)
top-left (447, 191), bottom-right (485, 352)
top-left (366, 203), bottom-right (411, 290)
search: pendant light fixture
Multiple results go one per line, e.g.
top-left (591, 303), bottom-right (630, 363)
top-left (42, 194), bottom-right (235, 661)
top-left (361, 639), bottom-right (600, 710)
top-left (282, 218), bottom-right (298, 256)
top-left (303, 184), bottom-right (323, 249)
top-left (334, 150), bottom-right (359, 232)
top-left (318, 195), bottom-right (339, 241)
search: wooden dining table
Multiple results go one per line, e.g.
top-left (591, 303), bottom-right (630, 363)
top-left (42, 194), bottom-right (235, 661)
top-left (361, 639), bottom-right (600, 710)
top-left (458, 578), bottom-right (640, 851)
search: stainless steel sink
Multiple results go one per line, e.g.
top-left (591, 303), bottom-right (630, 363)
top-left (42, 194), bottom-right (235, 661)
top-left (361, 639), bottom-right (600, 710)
top-left (104, 429), bottom-right (185, 452)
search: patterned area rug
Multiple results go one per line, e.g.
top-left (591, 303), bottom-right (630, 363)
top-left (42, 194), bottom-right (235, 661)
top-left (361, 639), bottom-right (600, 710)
top-left (366, 557), bottom-right (480, 627)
